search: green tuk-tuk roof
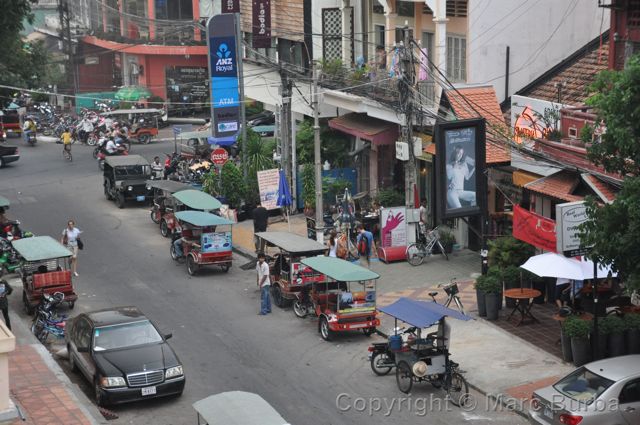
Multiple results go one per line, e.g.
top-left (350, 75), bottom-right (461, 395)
top-left (0, 195), bottom-right (9, 208)
top-left (174, 210), bottom-right (233, 227)
top-left (192, 391), bottom-right (289, 425)
top-left (172, 190), bottom-right (221, 210)
top-left (255, 232), bottom-right (326, 254)
top-left (145, 180), bottom-right (191, 193)
top-left (301, 255), bottom-right (380, 281)
top-left (179, 130), bottom-right (210, 140)
top-left (12, 236), bottom-right (72, 261)
top-left (104, 155), bottom-right (150, 167)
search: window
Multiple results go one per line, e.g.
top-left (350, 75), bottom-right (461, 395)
top-left (374, 25), bottom-right (385, 48)
top-left (322, 8), bottom-right (342, 62)
top-left (278, 39), bottom-right (307, 70)
top-left (155, 0), bottom-right (193, 20)
top-left (619, 379), bottom-right (640, 404)
top-left (421, 32), bottom-right (434, 65)
top-left (75, 318), bottom-right (91, 349)
top-left (397, 1), bottom-right (415, 17)
top-left (446, 34), bottom-right (466, 82)
top-left (553, 367), bottom-right (614, 405)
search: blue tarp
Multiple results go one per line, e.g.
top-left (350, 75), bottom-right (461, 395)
top-left (378, 297), bottom-right (472, 329)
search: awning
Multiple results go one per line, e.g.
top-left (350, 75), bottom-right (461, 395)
top-left (512, 170), bottom-right (541, 187)
top-left (328, 113), bottom-right (399, 145)
top-left (524, 170), bottom-right (583, 202)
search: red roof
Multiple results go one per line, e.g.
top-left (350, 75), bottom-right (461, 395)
top-left (328, 113), bottom-right (399, 145)
top-left (524, 171), bottom-right (583, 202)
top-left (581, 174), bottom-right (618, 204)
top-left (443, 87), bottom-right (511, 164)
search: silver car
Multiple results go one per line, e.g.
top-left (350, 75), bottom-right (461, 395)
top-left (529, 355), bottom-right (640, 425)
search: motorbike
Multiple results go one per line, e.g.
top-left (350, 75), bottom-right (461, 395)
top-left (1, 220), bottom-right (31, 241)
top-left (293, 281), bottom-right (314, 318)
top-left (25, 131), bottom-right (37, 146)
top-left (368, 327), bottom-right (418, 375)
top-left (96, 138), bottom-right (129, 170)
top-left (0, 238), bottom-right (21, 277)
top-left (31, 292), bottom-right (67, 343)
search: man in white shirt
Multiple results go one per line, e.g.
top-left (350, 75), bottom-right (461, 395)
top-left (256, 252), bottom-right (271, 315)
top-left (105, 138), bottom-right (119, 155)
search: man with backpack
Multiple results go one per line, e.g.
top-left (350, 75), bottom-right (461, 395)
top-left (356, 225), bottom-right (374, 268)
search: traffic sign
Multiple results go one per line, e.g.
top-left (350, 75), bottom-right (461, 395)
top-left (210, 148), bottom-right (229, 165)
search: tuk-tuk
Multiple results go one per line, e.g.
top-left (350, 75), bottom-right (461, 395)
top-left (254, 232), bottom-right (326, 308)
top-left (160, 190), bottom-right (223, 238)
top-left (297, 255), bottom-right (380, 341)
top-left (0, 195), bottom-right (9, 210)
top-left (12, 236), bottom-right (77, 314)
top-left (100, 108), bottom-right (165, 144)
top-left (193, 391), bottom-right (290, 425)
top-left (146, 180), bottom-right (191, 235)
top-left (103, 155), bottom-right (152, 208)
top-left (170, 210), bottom-right (234, 275)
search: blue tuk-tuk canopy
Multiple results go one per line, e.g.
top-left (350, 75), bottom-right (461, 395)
top-left (378, 297), bottom-right (472, 329)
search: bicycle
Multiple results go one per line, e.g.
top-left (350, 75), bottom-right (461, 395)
top-left (428, 278), bottom-right (466, 315)
top-left (405, 225), bottom-right (448, 266)
top-left (62, 144), bottom-right (72, 162)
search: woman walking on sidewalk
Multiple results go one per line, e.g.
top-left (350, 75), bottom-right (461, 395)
top-left (61, 220), bottom-right (82, 277)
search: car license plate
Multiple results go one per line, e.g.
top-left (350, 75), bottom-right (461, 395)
top-left (351, 324), bottom-right (368, 329)
top-left (543, 406), bottom-right (553, 419)
top-left (141, 386), bottom-right (156, 396)
top-left (136, 195), bottom-right (145, 202)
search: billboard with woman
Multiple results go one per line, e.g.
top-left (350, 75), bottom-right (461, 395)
top-left (436, 119), bottom-right (486, 219)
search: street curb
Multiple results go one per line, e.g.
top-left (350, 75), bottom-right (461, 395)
top-left (233, 245), bottom-right (256, 261)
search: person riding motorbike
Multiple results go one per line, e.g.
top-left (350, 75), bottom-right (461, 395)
top-left (105, 137), bottom-right (126, 155)
top-left (23, 116), bottom-right (37, 142)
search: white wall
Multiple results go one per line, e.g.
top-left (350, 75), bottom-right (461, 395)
top-left (468, 0), bottom-right (609, 103)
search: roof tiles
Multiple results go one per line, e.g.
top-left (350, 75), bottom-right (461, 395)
top-left (524, 170), bottom-right (583, 202)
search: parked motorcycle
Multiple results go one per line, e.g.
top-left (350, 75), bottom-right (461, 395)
top-left (293, 281), bottom-right (314, 318)
top-left (0, 238), bottom-right (21, 277)
top-left (31, 292), bottom-right (67, 343)
top-left (368, 327), bottom-right (418, 375)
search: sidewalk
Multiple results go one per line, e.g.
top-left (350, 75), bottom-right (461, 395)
top-left (3, 285), bottom-right (104, 425)
top-left (233, 215), bottom-right (574, 415)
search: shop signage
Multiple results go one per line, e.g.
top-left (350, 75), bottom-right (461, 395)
top-left (257, 168), bottom-right (280, 210)
top-left (252, 0), bottom-right (271, 48)
top-left (511, 95), bottom-right (566, 143)
top-left (207, 14), bottom-right (240, 144)
top-left (221, 0), bottom-right (239, 13)
top-left (380, 207), bottom-right (407, 248)
top-left (512, 205), bottom-right (557, 252)
top-left (210, 148), bottom-right (229, 165)
top-left (556, 201), bottom-right (591, 257)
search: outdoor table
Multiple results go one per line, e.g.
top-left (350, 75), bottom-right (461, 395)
top-left (504, 288), bottom-right (542, 327)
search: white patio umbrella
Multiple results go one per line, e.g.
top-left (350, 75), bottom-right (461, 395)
top-left (579, 256), bottom-right (618, 279)
top-left (520, 252), bottom-right (585, 280)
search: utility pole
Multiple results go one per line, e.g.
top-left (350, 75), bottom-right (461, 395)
top-left (58, 0), bottom-right (76, 100)
top-left (313, 63), bottom-right (323, 242)
top-left (401, 26), bottom-right (417, 208)
top-left (236, 13), bottom-right (247, 179)
top-left (280, 69), bottom-right (293, 209)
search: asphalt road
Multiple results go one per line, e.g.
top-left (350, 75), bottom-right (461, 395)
top-left (0, 139), bottom-right (525, 424)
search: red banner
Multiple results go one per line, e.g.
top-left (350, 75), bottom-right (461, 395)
top-left (512, 205), bottom-right (557, 252)
top-left (222, 0), bottom-right (240, 13)
top-left (252, 0), bottom-right (271, 48)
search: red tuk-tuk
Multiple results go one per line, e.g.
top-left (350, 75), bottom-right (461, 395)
top-left (254, 232), bottom-right (327, 308)
top-left (156, 189), bottom-right (222, 238)
top-left (12, 236), bottom-right (77, 314)
top-left (296, 255), bottom-right (380, 341)
top-left (101, 109), bottom-right (164, 144)
top-left (147, 180), bottom-right (192, 234)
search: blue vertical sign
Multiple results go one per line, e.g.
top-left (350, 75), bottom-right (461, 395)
top-left (207, 14), bottom-right (240, 145)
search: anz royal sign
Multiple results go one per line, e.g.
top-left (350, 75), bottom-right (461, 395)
top-left (207, 14), bottom-right (240, 142)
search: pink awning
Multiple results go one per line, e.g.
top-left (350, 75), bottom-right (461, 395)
top-left (328, 113), bottom-right (399, 145)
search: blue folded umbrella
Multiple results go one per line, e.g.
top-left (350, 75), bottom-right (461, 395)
top-left (276, 169), bottom-right (292, 207)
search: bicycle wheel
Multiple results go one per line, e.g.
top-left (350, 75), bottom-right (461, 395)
top-left (63, 148), bottom-right (72, 162)
top-left (406, 243), bottom-right (426, 266)
top-left (446, 371), bottom-right (469, 407)
top-left (437, 240), bottom-right (449, 260)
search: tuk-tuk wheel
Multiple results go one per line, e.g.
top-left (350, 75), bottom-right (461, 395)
top-left (138, 134), bottom-right (151, 144)
top-left (319, 316), bottom-right (333, 341)
top-left (187, 256), bottom-right (198, 276)
top-left (396, 361), bottom-right (414, 394)
top-left (221, 263), bottom-right (230, 273)
top-left (271, 285), bottom-right (284, 308)
top-left (160, 219), bottom-right (169, 237)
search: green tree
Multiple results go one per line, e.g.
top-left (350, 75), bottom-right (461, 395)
top-left (296, 119), bottom-right (350, 168)
top-left (579, 55), bottom-right (640, 291)
top-left (242, 129), bottom-right (274, 206)
top-left (220, 162), bottom-right (246, 209)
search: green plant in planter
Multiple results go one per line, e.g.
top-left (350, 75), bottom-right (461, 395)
top-left (375, 189), bottom-right (405, 207)
top-left (563, 316), bottom-right (591, 339)
top-left (501, 266), bottom-right (521, 287)
top-left (475, 274), bottom-right (501, 294)
top-left (602, 315), bottom-right (627, 357)
top-left (624, 313), bottom-right (640, 330)
top-left (439, 230), bottom-right (456, 247)
top-left (220, 162), bottom-right (246, 209)
top-left (488, 236), bottom-right (536, 269)
top-left (600, 315), bottom-right (625, 335)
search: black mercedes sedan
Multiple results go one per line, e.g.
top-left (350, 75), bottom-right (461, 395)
top-left (65, 306), bottom-right (185, 406)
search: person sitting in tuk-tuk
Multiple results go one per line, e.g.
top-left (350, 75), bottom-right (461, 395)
top-left (172, 224), bottom-right (202, 258)
top-left (426, 318), bottom-right (451, 353)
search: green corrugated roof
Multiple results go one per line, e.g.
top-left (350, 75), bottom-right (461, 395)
top-left (12, 236), bottom-right (72, 261)
top-left (0, 195), bottom-right (9, 208)
top-left (173, 190), bottom-right (221, 211)
top-left (301, 255), bottom-right (380, 281)
top-left (175, 211), bottom-right (233, 227)
top-left (255, 232), bottom-right (326, 254)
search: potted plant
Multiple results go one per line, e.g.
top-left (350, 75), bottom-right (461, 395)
top-left (477, 274), bottom-right (501, 321)
top-left (564, 316), bottom-right (591, 366)
top-left (220, 162), bottom-right (246, 210)
top-left (624, 313), bottom-right (640, 354)
top-left (560, 319), bottom-right (573, 363)
top-left (301, 163), bottom-right (315, 217)
top-left (474, 275), bottom-right (489, 317)
top-left (592, 318), bottom-right (610, 359)
top-left (602, 315), bottom-right (626, 357)
top-left (439, 230), bottom-right (456, 254)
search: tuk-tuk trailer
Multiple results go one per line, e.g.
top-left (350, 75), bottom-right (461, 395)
top-left (146, 180), bottom-right (191, 234)
top-left (170, 211), bottom-right (234, 275)
top-left (254, 232), bottom-right (326, 308)
top-left (299, 255), bottom-right (380, 341)
top-left (12, 236), bottom-right (77, 314)
top-left (193, 391), bottom-right (289, 425)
